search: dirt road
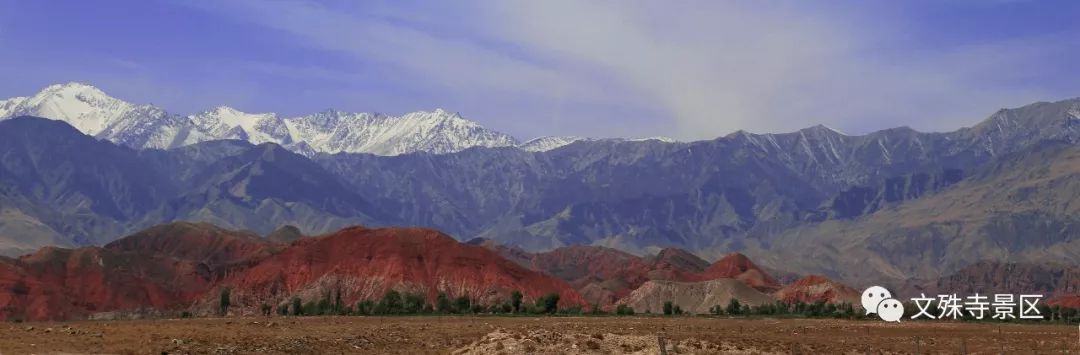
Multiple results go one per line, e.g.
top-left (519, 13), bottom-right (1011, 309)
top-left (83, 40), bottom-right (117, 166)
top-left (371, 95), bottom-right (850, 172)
top-left (0, 316), bottom-right (1075, 354)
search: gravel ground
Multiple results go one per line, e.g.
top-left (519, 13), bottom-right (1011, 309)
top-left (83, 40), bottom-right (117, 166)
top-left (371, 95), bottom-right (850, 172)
top-left (0, 316), bottom-right (1075, 354)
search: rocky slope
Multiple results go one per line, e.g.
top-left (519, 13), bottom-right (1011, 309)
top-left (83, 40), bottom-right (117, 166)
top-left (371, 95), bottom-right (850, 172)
top-left (617, 279), bottom-right (774, 314)
top-left (0, 223), bottom-right (584, 321)
top-left (700, 253), bottom-right (782, 292)
top-left (218, 226), bottom-right (586, 313)
top-left (772, 275), bottom-right (860, 305)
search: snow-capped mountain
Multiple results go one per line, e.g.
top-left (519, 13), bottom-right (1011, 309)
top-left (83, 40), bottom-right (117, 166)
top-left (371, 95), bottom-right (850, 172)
top-left (518, 136), bottom-right (589, 152)
top-left (0, 83), bottom-right (521, 155)
top-left (284, 109), bottom-right (517, 155)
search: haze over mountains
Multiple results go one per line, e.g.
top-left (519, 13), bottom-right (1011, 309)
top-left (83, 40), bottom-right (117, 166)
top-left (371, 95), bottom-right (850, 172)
top-left (2, 82), bottom-right (1080, 289)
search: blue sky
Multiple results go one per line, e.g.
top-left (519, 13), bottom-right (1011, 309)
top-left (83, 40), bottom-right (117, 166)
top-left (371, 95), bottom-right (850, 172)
top-left (0, 0), bottom-right (1078, 140)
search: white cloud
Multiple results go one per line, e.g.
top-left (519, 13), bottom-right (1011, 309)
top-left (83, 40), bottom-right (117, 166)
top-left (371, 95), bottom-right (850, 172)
top-left (184, 0), bottom-right (1074, 140)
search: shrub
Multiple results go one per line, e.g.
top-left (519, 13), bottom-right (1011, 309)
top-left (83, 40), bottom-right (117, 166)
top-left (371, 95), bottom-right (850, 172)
top-left (663, 301), bottom-right (674, 316)
top-left (615, 304), bottom-right (634, 316)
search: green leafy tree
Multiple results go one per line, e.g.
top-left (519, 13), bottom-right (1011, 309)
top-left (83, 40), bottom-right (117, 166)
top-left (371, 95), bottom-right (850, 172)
top-left (616, 304), bottom-right (634, 316)
top-left (317, 291), bottom-right (333, 315)
top-left (219, 288), bottom-right (231, 316)
top-left (437, 292), bottom-right (453, 313)
top-left (334, 288), bottom-right (344, 314)
top-left (511, 291), bottom-right (524, 313)
top-left (377, 290), bottom-right (403, 314)
top-left (291, 297), bottom-right (303, 316)
top-left (726, 298), bottom-right (742, 315)
top-left (355, 300), bottom-right (376, 315)
top-left (663, 301), bottom-right (674, 316)
top-left (454, 296), bottom-right (471, 314)
top-left (277, 304), bottom-right (289, 316)
top-left (542, 293), bottom-right (560, 314)
top-left (403, 293), bottom-right (426, 314)
top-left (260, 303), bottom-right (272, 316)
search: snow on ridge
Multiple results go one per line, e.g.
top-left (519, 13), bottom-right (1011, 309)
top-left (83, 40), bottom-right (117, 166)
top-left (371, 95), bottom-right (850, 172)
top-left (518, 136), bottom-right (586, 152)
top-left (0, 83), bottom-right (521, 156)
top-left (0, 83), bottom-right (685, 156)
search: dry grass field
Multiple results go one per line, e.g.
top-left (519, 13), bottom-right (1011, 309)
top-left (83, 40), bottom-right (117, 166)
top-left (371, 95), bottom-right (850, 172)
top-left (0, 316), bottom-right (1076, 354)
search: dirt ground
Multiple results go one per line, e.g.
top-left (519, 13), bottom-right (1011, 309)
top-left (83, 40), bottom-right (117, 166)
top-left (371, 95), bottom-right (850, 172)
top-left (0, 316), bottom-right (1076, 354)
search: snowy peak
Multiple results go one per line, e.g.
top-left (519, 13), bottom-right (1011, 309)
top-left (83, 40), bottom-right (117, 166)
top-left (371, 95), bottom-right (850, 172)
top-left (3, 82), bottom-right (136, 135)
top-left (0, 82), bottom-right (684, 156)
top-left (0, 83), bottom-right (523, 156)
top-left (189, 106), bottom-right (289, 145)
top-left (519, 136), bottom-right (587, 152)
top-left (285, 108), bottom-right (518, 155)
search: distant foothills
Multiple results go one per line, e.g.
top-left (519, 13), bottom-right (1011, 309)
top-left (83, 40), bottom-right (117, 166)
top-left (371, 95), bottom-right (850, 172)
top-left (3, 221), bottom-right (1079, 322)
top-left (3, 83), bottom-right (1080, 299)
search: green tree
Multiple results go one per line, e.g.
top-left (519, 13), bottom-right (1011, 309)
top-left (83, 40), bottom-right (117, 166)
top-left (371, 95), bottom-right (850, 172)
top-left (403, 293), bottom-right (426, 314)
top-left (355, 300), bottom-right (375, 315)
top-left (616, 304), bottom-right (634, 316)
top-left (436, 292), bottom-right (452, 313)
top-left (219, 288), bottom-right (231, 316)
top-left (454, 296), bottom-right (471, 314)
top-left (726, 298), bottom-right (742, 315)
top-left (663, 301), bottom-right (674, 316)
top-left (317, 291), bottom-right (333, 315)
top-left (377, 290), bottom-right (404, 314)
top-left (291, 297), bottom-right (303, 316)
top-left (277, 303), bottom-right (289, 316)
top-left (511, 291), bottom-right (524, 313)
top-left (542, 293), bottom-right (560, 314)
top-left (334, 288), bottom-right (344, 314)
top-left (260, 303), bottom-right (272, 316)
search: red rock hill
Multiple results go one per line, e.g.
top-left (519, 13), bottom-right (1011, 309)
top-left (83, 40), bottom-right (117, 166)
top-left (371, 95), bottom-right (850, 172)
top-left (221, 226), bottom-right (586, 311)
top-left (0, 223), bottom-right (585, 321)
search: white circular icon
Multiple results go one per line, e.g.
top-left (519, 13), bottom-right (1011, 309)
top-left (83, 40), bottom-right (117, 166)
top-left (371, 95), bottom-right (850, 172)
top-left (861, 286), bottom-right (892, 315)
top-left (876, 298), bottom-right (905, 322)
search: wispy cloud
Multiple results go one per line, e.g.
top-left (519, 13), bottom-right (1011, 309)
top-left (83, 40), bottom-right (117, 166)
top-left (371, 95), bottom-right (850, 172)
top-left (182, 0), bottom-right (1079, 140)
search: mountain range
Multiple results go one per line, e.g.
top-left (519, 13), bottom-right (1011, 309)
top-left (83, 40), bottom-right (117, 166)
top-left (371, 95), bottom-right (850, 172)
top-left (2, 82), bottom-right (1080, 290)
top-left (0, 83), bottom-right (666, 155)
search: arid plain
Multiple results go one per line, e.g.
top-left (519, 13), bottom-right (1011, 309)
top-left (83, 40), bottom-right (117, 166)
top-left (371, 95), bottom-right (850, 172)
top-left (0, 316), bottom-right (1076, 354)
